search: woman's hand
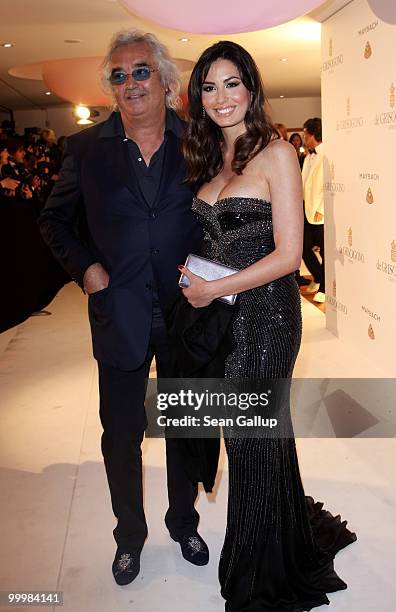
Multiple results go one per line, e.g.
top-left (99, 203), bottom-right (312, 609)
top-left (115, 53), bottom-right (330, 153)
top-left (179, 265), bottom-right (216, 308)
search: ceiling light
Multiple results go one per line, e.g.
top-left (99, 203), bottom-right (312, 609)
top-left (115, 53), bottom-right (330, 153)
top-left (45, 91), bottom-right (52, 96)
top-left (75, 105), bottom-right (94, 126)
top-left (178, 37), bottom-right (190, 42)
top-left (75, 105), bottom-right (91, 120)
top-left (280, 58), bottom-right (288, 62)
top-left (2, 43), bottom-right (14, 48)
top-left (280, 95), bottom-right (285, 98)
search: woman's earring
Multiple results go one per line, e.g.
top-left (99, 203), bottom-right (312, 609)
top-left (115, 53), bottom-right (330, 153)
top-left (202, 107), bottom-right (206, 119)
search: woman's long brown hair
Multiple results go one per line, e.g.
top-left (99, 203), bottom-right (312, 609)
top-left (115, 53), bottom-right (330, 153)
top-left (183, 41), bottom-right (278, 185)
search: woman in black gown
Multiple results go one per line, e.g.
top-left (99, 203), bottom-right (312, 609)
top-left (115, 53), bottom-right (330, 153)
top-left (180, 41), bottom-right (356, 611)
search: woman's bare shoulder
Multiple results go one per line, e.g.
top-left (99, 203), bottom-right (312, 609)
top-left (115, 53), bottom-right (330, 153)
top-left (252, 138), bottom-right (297, 171)
top-left (262, 138), bottom-right (295, 158)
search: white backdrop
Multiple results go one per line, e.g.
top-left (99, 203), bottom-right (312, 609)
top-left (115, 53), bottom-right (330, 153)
top-left (321, 0), bottom-right (396, 376)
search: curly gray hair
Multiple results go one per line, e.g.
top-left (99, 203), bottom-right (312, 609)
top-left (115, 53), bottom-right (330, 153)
top-left (101, 29), bottom-right (181, 111)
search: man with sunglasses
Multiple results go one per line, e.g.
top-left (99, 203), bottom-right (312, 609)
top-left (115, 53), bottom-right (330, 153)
top-left (39, 30), bottom-right (205, 585)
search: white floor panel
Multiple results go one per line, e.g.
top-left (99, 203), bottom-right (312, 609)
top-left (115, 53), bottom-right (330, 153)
top-left (0, 283), bottom-right (395, 611)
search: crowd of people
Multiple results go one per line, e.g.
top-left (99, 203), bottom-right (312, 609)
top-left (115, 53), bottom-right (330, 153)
top-left (0, 127), bottom-right (64, 212)
top-left (0, 127), bottom-right (68, 333)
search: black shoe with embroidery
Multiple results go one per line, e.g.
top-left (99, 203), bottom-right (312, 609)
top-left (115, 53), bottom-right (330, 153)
top-left (112, 548), bottom-right (141, 585)
top-left (171, 532), bottom-right (209, 566)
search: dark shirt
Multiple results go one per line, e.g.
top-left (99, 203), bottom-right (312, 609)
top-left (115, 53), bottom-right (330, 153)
top-left (109, 110), bottom-right (182, 324)
top-left (109, 109), bottom-right (181, 204)
top-left (128, 139), bottom-right (166, 207)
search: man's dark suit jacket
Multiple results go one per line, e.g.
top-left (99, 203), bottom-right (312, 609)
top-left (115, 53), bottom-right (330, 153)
top-left (39, 110), bottom-right (203, 371)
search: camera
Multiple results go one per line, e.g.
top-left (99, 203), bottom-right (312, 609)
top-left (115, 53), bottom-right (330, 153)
top-left (15, 173), bottom-right (34, 199)
top-left (36, 144), bottom-right (47, 157)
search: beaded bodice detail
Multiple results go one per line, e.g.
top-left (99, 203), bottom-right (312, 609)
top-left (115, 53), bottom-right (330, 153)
top-left (192, 196), bottom-right (274, 269)
top-left (192, 196), bottom-right (302, 379)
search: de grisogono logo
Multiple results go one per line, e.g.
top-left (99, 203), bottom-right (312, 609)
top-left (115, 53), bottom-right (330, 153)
top-left (336, 96), bottom-right (364, 131)
top-left (338, 227), bottom-right (365, 264)
top-left (326, 278), bottom-right (348, 314)
top-left (324, 161), bottom-right (345, 195)
top-left (322, 37), bottom-right (344, 74)
top-left (376, 240), bottom-right (396, 281)
top-left (374, 83), bottom-right (396, 127)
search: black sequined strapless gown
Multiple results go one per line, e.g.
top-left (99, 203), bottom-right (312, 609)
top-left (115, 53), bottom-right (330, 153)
top-left (192, 197), bottom-right (357, 612)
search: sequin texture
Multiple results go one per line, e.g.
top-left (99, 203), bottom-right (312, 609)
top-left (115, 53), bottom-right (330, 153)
top-left (192, 196), bottom-right (357, 611)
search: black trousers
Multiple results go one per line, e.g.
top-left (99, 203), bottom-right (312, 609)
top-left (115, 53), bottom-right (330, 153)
top-left (98, 321), bottom-right (199, 551)
top-left (302, 215), bottom-right (325, 293)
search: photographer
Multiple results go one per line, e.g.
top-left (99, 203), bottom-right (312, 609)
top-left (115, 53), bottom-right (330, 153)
top-left (0, 139), bottom-right (41, 205)
top-left (1, 138), bottom-right (27, 180)
top-left (37, 129), bottom-right (62, 175)
top-left (23, 151), bottom-right (48, 212)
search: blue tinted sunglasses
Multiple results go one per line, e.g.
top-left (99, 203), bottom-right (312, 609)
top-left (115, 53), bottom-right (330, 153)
top-left (109, 66), bottom-right (158, 85)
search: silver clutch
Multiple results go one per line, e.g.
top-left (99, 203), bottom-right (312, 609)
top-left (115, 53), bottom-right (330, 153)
top-left (178, 253), bottom-right (239, 306)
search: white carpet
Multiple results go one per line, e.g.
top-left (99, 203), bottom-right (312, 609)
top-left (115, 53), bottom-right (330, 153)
top-left (0, 284), bottom-right (394, 611)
